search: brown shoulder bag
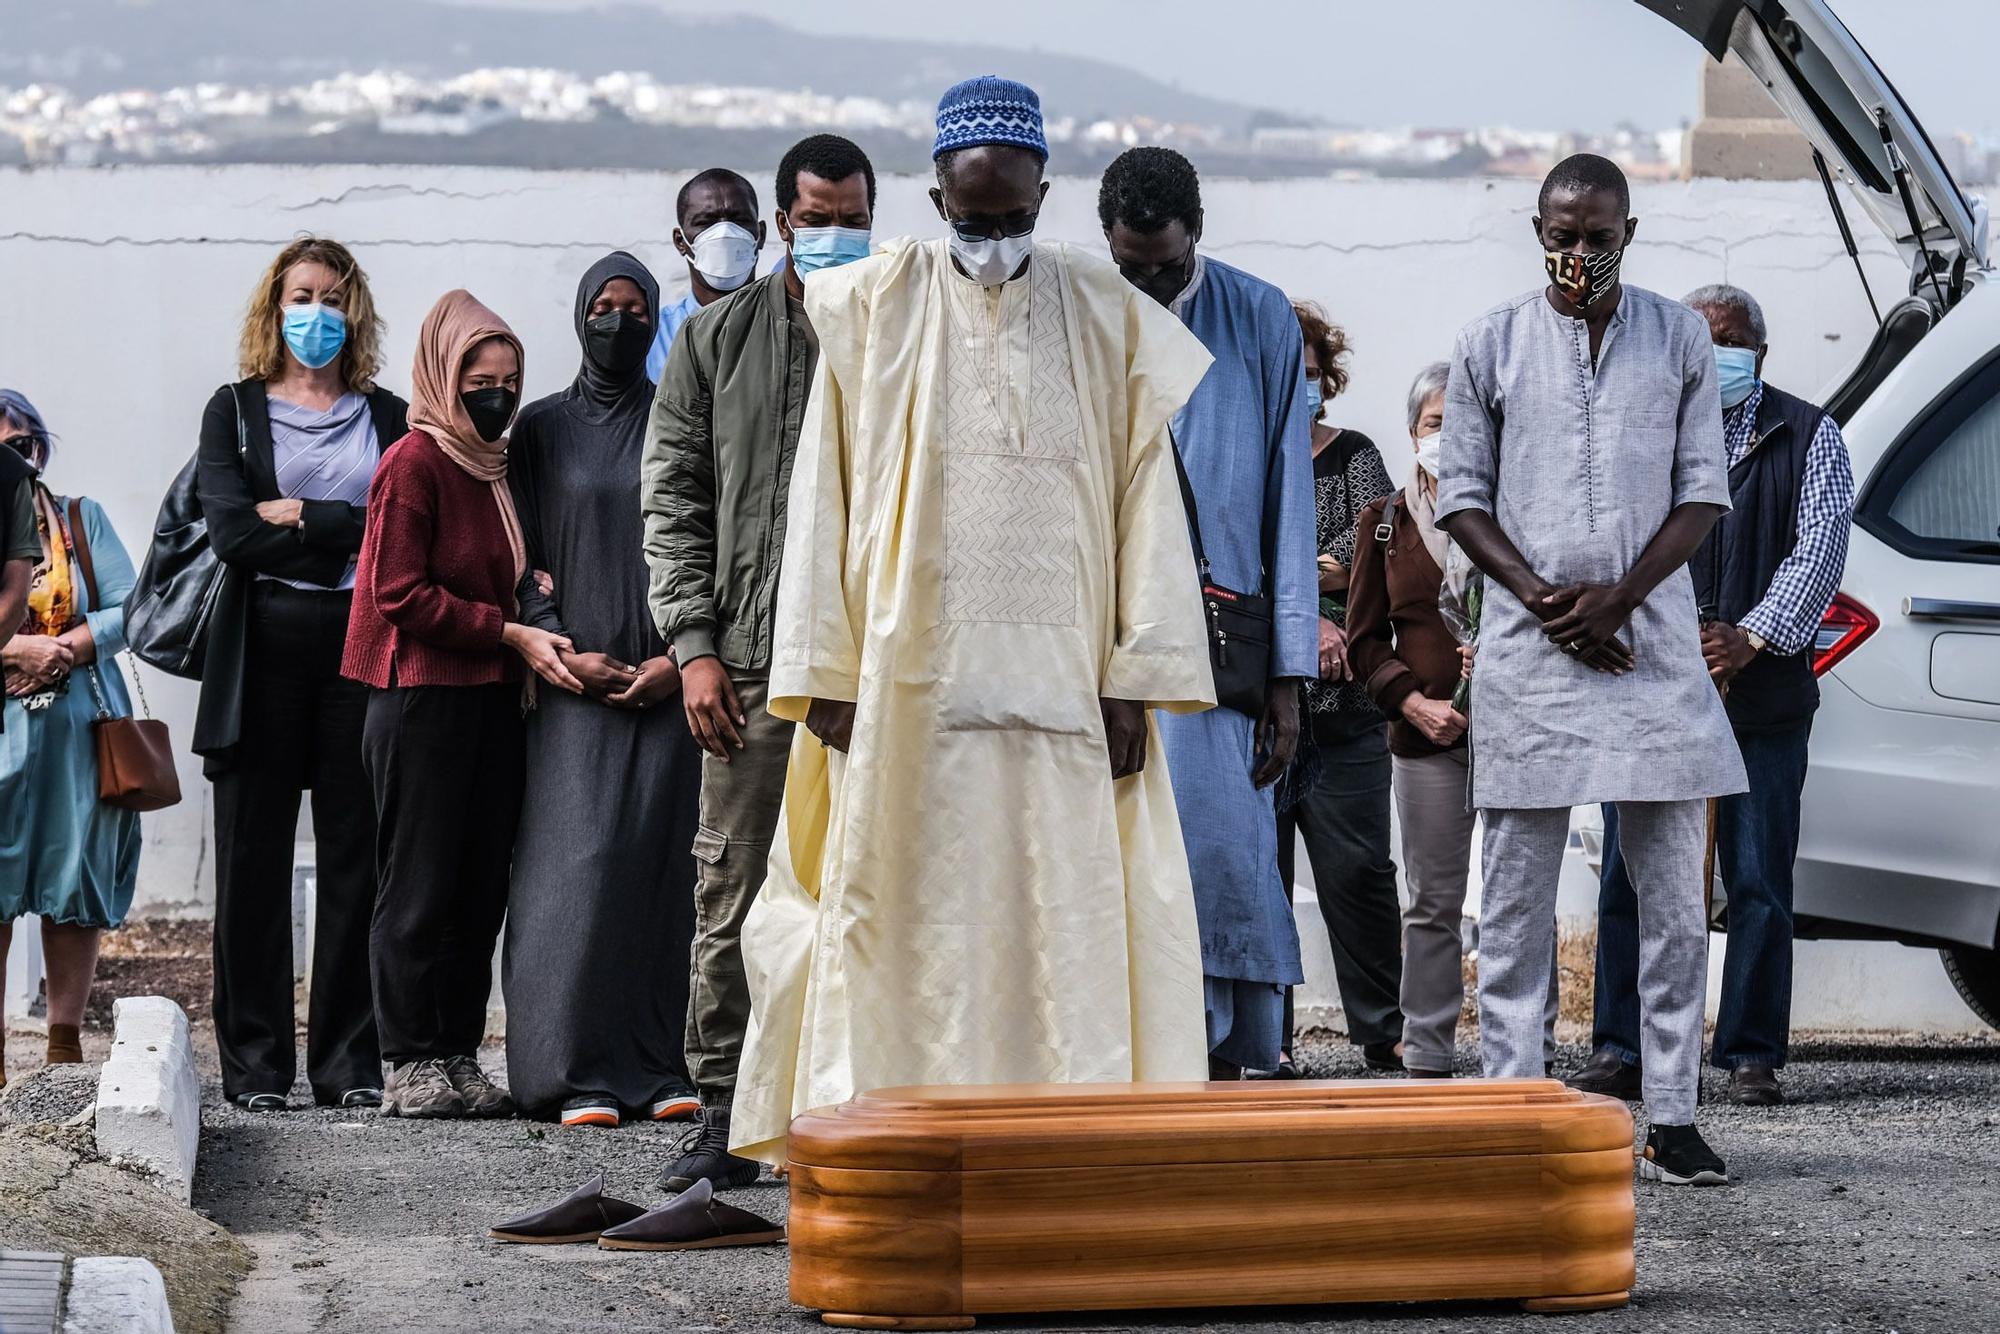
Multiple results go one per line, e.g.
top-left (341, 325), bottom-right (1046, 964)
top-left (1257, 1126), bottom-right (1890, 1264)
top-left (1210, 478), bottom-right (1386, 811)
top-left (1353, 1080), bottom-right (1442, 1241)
top-left (68, 497), bottom-right (182, 812)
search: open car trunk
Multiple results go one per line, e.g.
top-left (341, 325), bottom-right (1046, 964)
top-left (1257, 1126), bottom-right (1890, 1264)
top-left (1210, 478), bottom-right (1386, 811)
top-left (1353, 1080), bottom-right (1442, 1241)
top-left (1636, 0), bottom-right (1988, 298)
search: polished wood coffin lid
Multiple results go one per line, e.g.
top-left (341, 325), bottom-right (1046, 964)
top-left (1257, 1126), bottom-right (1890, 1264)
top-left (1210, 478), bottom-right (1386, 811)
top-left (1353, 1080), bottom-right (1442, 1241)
top-left (787, 1079), bottom-right (1634, 1172)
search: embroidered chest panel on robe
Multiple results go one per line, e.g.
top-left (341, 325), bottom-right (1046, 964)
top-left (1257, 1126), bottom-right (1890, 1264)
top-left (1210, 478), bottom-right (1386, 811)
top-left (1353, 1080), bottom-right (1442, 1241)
top-left (940, 260), bottom-right (1083, 627)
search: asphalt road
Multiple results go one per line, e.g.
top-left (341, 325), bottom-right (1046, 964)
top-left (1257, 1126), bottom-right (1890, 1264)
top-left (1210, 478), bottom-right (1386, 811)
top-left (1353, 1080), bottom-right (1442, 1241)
top-left (196, 1035), bottom-right (2000, 1333)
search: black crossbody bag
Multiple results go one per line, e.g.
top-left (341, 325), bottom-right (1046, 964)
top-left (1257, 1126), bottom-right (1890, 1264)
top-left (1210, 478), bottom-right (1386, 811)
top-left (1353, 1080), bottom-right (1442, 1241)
top-left (1170, 440), bottom-right (1272, 717)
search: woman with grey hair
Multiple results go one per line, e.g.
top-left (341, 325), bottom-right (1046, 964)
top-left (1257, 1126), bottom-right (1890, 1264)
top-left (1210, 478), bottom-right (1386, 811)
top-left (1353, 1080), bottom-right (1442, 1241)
top-left (1347, 361), bottom-right (1541, 1076)
top-left (0, 390), bottom-right (143, 1087)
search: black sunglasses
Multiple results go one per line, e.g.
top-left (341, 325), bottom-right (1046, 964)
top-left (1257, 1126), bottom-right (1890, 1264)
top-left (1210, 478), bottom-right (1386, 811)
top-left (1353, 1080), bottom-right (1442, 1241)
top-left (1, 433), bottom-right (42, 461)
top-left (948, 211), bottom-right (1040, 244)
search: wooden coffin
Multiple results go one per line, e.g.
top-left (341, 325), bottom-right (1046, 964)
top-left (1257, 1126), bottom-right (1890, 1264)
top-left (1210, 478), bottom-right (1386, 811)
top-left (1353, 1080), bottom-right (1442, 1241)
top-left (786, 1079), bottom-right (1635, 1327)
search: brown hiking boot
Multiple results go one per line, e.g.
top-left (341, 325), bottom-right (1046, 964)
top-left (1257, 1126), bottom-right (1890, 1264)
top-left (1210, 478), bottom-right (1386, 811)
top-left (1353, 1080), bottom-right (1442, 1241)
top-left (444, 1054), bottom-right (516, 1118)
top-left (384, 1060), bottom-right (465, 1119)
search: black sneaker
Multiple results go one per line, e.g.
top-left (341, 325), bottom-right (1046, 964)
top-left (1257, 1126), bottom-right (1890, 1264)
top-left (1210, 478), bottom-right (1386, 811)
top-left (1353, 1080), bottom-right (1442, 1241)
top-left (1245, 1056), bottom-right (1301, 1081)
top-left (1637, 1123), bottom-right (1729, 1186)
top-left (658, 1104), bottom-right (761, 1193)
top-left (1361, 1041), bottom-right (1404, 1073)
top-left (232, 1092), bottom-right (288, 1113)
top-left (1569, 1047), bottom-right (1644, 1100)
top-left (560, 1095), bottom-right (621, 1129)
top-left (641, 1076), bottom-right (702, 1123)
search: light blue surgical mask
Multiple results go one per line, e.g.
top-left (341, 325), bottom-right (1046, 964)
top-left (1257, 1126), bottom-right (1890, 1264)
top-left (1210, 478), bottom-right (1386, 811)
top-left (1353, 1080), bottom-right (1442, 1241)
top-left (1714, 344), bottom-right (1759, 410)
top-left (1305, 380), bottom-right (1324, 421)
top-left (789, 226), bottom-right (872, 276)
top-left (283, 303), bottom-right (347, 370)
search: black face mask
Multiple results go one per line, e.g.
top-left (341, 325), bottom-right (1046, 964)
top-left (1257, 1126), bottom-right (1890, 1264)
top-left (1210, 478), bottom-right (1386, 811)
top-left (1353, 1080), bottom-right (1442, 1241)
top-left (460, 387), bottom-right (518, 443)
top-left (1123, 243), bottom-right (1197, 308)
top-left (584, 310), bottom-right (652, 378)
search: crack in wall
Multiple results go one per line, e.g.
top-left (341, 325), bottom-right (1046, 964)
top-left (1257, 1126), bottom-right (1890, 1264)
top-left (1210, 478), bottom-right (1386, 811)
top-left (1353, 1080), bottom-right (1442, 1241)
top-left (3, 228), bottom-right (1898, 268)
top-left (271, 182), bottom-right (571, 211)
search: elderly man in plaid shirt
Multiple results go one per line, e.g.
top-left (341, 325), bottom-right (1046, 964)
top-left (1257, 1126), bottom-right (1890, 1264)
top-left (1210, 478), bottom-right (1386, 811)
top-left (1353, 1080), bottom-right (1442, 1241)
top-left (1574, 282), bottom-right (1855, 1111)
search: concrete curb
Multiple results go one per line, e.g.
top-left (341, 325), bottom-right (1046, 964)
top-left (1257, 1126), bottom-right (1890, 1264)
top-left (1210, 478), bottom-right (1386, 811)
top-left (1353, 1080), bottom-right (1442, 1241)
top-left (61, 1257), bottom-right (175, 1334)
top-left (92, 997), bottom-right (199, 1204)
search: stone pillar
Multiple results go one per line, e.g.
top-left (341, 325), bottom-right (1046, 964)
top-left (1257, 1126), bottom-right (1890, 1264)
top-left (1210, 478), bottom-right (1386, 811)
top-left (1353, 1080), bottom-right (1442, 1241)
top-left (4, 914), bottom-right (45, 1025)
top-left (1685, 53), bottom-right (1815, 180)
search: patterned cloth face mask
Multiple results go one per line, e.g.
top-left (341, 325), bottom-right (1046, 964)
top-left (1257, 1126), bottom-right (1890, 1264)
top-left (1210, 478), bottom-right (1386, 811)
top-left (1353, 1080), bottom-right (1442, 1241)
top-left (1544, 247), bottom-right (1625, 309)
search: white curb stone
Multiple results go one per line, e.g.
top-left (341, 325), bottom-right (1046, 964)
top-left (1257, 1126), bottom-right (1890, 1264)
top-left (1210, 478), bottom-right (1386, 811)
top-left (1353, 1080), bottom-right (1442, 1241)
top-left (61, 1257), bottom-right (176, 1334)
top-left (92, 997), bottom-right (200, 1204)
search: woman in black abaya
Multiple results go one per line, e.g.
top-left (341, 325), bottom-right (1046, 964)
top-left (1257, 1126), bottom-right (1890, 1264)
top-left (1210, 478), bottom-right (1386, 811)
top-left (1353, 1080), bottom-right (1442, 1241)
top-left (504, 252), bottom-right (702, 1127)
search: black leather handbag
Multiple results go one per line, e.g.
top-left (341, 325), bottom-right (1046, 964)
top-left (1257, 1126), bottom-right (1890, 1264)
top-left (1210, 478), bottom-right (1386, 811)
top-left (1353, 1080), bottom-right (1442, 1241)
top-left (123, 387), bottom-right (242, 679)
top-left (1170, 441), bottom-right (1272, 718)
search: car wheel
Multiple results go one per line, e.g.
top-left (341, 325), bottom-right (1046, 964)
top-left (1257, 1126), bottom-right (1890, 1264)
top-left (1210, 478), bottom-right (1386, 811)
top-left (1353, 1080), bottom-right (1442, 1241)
top-left (1940, 945), bottom-right (2000, 1029)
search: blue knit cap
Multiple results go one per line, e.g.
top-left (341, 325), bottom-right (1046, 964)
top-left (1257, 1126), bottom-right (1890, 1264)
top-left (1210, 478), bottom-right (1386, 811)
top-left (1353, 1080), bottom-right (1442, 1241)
top-left (933, 76), bottom-right (1048, 161)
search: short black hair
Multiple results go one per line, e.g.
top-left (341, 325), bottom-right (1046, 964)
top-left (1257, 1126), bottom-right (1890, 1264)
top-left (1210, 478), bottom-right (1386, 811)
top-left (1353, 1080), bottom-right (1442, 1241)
top-left (676, 168), bottom-right (757, 227)
top-left (1538, 152), bottom-right (1631, 218)
top-left (1097, 146), bottom-right (1202, 235)
top-left (776, 134), bottom-right (876, 213)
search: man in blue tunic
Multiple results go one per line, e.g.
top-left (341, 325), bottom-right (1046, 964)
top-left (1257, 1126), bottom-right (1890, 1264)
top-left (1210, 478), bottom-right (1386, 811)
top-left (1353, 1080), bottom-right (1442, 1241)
top-left (1101, 147), bottom-right (1318, 1078)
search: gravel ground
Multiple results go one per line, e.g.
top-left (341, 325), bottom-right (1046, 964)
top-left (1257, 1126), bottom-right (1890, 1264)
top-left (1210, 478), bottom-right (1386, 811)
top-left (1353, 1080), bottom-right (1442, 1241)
top-left (194, 1032), bottom-right (2000, 1334)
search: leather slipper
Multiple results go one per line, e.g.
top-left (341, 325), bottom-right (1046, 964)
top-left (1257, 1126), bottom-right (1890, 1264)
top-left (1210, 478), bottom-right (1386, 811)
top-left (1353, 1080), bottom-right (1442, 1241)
top-left (597, 1178), bottom-right (785, 1251)
top-left (489, 1172), bottom-right (647, 1244)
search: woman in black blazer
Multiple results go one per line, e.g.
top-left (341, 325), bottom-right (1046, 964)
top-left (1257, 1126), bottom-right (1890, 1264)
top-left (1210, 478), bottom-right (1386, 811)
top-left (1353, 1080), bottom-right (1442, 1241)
top-left (195, 237), bottom-right (407, 1111)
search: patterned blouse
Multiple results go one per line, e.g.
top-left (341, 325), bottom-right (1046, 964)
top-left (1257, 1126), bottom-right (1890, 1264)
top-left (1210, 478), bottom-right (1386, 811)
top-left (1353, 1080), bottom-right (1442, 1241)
top-left (1305, 428), bottom-right (1395, 718)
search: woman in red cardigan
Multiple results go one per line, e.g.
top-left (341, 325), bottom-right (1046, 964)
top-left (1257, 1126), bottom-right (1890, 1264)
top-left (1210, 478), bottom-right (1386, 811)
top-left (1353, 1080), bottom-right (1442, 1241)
top-left (344, 290), bottom-right (581, 1120)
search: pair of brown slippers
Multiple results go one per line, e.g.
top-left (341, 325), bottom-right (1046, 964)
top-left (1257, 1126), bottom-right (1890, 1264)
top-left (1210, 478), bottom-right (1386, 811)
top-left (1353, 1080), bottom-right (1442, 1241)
top-left (489, 1172), bottom-right (784, 1251)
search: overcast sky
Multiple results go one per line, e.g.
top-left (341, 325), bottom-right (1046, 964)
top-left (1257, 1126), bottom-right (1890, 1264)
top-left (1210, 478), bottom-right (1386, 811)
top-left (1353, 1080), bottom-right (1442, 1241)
top-left (551, 0), bottom-right (1997, 135)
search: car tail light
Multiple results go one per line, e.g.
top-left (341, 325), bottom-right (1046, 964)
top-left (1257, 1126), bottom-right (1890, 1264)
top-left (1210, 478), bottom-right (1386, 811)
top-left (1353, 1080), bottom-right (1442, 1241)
top-left (1812, 593), bottom-right (1878, 676)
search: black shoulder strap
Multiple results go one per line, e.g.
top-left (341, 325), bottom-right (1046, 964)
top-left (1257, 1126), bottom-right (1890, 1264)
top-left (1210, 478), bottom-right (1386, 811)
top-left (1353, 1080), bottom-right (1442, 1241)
top-left (1167, 429), bottom-right (1210, 578)
top-left (228, 382), bottom-right (249, 461)
top-left (1374, 492), bottom-right (1402, 544)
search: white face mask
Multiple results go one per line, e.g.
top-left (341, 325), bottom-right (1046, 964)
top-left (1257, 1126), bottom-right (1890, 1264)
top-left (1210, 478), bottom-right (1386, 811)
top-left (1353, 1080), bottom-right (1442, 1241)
top-left (950, 231), bottom-right (1034, 287)
top-left (688, 221), bottom-right (758, 292)
top-left (1413, 430), bottom-right (1442, 480)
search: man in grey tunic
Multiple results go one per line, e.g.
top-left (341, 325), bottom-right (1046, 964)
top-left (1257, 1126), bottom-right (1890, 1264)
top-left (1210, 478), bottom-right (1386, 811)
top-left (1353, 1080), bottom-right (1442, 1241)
top-left (1438, 154), bottom-right (1746, 1186)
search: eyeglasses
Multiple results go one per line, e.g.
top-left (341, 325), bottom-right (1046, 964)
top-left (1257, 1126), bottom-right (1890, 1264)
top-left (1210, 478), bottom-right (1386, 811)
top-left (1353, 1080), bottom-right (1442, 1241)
top-left (948, 211), bottom-right (1040, 243)
top-left (1, 434), bottom-right (41, 461)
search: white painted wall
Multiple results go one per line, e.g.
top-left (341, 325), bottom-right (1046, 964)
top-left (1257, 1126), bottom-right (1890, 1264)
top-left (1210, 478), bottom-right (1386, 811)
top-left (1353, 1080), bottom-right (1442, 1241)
top-left (0, 164), bottom-right (1908, 916)
top-left (7, 164), bottom-right (1969, 1031)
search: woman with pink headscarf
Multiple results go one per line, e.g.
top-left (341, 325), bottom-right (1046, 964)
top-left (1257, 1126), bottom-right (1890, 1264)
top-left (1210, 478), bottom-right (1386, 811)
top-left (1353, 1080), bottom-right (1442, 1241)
top-left (343, 290), bottom-right (580, 1121)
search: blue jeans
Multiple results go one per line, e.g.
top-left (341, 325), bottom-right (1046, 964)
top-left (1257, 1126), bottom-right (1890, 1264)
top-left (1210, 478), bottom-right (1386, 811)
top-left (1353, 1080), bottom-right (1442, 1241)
top-left (1592, 721), bottom-right (1811, 1071)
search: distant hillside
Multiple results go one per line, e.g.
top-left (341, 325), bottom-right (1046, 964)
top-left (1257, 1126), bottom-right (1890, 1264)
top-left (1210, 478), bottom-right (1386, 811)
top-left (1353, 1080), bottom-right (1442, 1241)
top-left (2, 0), bottom-right (1275, 133)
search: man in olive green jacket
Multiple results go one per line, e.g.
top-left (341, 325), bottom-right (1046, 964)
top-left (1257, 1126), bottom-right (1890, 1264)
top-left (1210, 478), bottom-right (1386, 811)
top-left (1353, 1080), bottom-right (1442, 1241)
top-left (639, 133), bottom-right (876, 1193)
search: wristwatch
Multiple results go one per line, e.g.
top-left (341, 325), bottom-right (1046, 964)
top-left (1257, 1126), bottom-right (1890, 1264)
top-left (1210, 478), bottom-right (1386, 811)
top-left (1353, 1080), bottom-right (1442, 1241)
top-left (1740, 627), bottom-right (1768, 654)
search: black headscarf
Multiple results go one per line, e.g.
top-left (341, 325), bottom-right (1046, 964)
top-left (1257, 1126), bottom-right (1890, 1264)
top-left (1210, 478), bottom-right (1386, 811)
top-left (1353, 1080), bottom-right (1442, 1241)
top-left (571, 250), bottom-right (661, 419)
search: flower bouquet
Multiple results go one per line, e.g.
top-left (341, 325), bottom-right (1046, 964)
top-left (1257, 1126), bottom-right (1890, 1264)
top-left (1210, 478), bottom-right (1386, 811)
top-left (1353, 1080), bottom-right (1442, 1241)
top-left (1437, 542), bottom-right (1482, 715)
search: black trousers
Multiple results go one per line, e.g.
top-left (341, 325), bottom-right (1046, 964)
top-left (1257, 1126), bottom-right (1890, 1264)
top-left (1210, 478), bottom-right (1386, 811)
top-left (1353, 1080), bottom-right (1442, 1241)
top-left (362, 681), bottom-right (523, 1064)
top-left (1276, 713), bottom-right (1405, 1050)
top-left (211, 583), bottom-right (380, 1102)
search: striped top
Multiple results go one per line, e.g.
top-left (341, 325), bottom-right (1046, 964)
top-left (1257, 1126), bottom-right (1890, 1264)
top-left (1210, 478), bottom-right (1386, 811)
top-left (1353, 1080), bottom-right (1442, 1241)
top-left (266, 391), bottom-right (379, 590)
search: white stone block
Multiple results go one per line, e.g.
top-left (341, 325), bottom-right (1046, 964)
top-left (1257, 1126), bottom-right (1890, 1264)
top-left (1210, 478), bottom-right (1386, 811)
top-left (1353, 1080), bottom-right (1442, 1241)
top-left (62, 1256), bottom-right (176, 1334)
top-left (92, 997), bottom-right (200, 1204)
